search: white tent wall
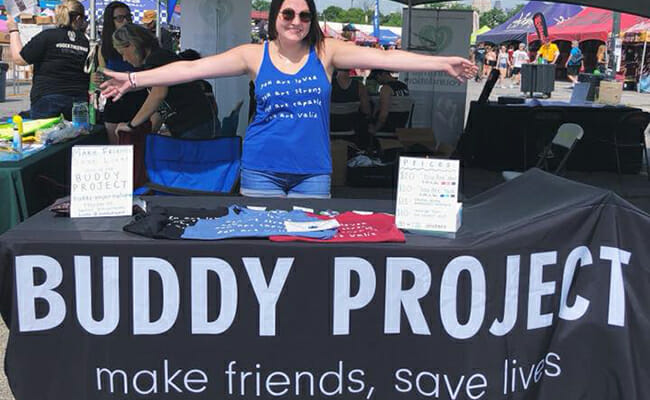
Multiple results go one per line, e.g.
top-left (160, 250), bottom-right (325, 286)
top-left (181, 0), bottom-right (251, 136)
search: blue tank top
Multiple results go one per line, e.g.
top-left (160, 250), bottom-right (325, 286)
top-left (244, 41), bottom-right (331, 174)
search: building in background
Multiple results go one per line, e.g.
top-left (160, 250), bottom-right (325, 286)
top-left (472, 0), bottom-right (492, 14)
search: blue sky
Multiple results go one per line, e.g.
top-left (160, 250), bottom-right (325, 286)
top-left (316, 0), bottom-right (525, 13)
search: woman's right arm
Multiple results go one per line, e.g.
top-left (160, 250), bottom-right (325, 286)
top-left (101, 44), bottom-right (261, 100)
top-left (7, 16), bottom-right (28, 66)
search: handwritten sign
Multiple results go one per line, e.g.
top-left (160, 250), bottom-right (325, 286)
top-left (70, 146), bottom-right (133, 218)
top-left (395, 157), bottom-right (462, 234)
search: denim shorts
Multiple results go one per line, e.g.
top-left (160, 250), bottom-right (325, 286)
top-left (240, 168), bottom-right (331, 198)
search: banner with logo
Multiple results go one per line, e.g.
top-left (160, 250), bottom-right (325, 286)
top-left (1, 170), bottom-right (650, 400)
top-left (402, 9), bottom-right (472, 146)
top-left (533, 12), bottom-right (549, 42)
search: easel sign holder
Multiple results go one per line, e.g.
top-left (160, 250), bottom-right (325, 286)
top-left (70, 145), bottom-right (133, 218)
top-left (395, 156), bottom-right (462, 238)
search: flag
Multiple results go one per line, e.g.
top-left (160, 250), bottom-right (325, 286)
top-left (373, 0), bottom-right (380, 38)
top-left (167, 0), bottom-right (177, 23)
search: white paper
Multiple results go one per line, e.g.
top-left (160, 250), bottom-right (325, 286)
top-left (5, 0), bottom-right (38, 17)
top-left (70, 146), bottom-right (133, 218)
top-left (396, 157), bottom-right (462, 233)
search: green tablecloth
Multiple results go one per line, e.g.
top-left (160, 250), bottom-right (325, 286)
top-left (0, 128), bottom-right (107, 234)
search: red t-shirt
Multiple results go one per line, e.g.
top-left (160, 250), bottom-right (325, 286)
top-left (270, 212), bottom-right (405, 243)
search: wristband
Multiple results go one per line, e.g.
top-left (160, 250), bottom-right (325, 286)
top-left (128, 72), bottom-right (137, 88)
top-left (127, 121), bottom-right (136, 129)
top-left (9, 29), bottom-right (19, 33)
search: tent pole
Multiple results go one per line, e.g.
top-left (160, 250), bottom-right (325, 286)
top-left (640, 38), bottom-right (647, 93)
top-left (156, 0), bottom-right (162, 40)
top-left (407, 0), bottom-right (412, 50)
top-left (89, 0), bottom-right (96, 42)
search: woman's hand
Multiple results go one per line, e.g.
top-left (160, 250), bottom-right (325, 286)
top-left (6, 14), bottom-right (18, 32)
top-left (100, 69), bottom-right (132, 101)
top-left (442, 57), bottom-right (478, 82)
top-left (90, 71), bottom-right (104, 86)
top-left (115, 122), bottom-right (134, 136)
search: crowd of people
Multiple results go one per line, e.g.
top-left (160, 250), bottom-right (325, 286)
top-left (470, 37), bottom-right (588, 90)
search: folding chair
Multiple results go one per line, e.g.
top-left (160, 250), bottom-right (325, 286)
top-left (609, 111), bottom-right (650, 179)
top-left (136, 134), bottom-right (241, 195)
top-left (522, 107), bottom-right (567, 170)
top-left (375, 96), bottom-right (414, 140)
top-left (503, 123), bottom-right (584, 181)
top-left (330, 101), bottom-right (361, 138)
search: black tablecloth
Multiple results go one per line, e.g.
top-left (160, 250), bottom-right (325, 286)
top-left (1, 170), bottom-right (650, 400)
top-left (459, 101), bottom-right (646, 172)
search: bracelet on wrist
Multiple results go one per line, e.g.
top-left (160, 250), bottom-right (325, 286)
top-left (127, 121), bottom-right (136, 129)
top-left (127, 72), bottom-right (137, 88)
top-left (9, 29), bottom-right (19, 33)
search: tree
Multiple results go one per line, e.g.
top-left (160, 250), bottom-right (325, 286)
top-left (381, 12), bottom-right (402, 27)
top-left (345, 7), bottom-right (372, 25)
top-left (252, 0), bottom-right (270, 11)
top-left (323, 6), bottom-right (345, 22)
top-left (505, 3), bottom-right (525, 20)
top-left (425, 2), bottom-right (475, 11)
top-left (480, 8), bottom-right (507, 28)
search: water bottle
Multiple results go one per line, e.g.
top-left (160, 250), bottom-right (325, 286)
top-left (12, 115), bottom-right (23, 153)
top-left (72, 101), bottom-right (89, 132)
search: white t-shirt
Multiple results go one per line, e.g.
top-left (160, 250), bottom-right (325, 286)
top-left (513, 50), bottom-right (529, 68)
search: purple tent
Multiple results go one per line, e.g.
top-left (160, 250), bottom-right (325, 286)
top-left (476, 2), bottom-right (583, 44)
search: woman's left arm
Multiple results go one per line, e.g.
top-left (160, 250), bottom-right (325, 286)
top-left (327, 39), bottom-right (476, 82)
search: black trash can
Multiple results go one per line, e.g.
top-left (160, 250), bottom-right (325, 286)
top-left (0, 62), bottom-right (8, 103)
top-left (578, 73), bottom-right (604, 101)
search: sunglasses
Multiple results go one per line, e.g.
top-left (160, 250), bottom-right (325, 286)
top-left (113, 13), bottom-right (132, 22)
top-left (280, 8), bottom-right (312, 23)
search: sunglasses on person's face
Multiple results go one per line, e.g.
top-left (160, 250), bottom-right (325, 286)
top-left (113, 13), bottom-right (132, 22)
top-left (280, 8), bottom-right (312, 23)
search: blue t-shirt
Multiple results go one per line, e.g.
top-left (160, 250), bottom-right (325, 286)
top-left (181, 206), bottom-right (338, 240)
top-left (244, 41), bottom-right (332, 174)
top-left (568, 47), bottom-right (583, 66)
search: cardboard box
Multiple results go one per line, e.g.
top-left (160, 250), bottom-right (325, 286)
top-left (596, 80), bottom-right (623, 105)
top-left (36, 16), bottom-right (54, 25)
top-left (0, 33), bottom-right (10, 44)
top-left (19, 14), bottom-right (37, 24)
top-left (331, 139), bottom-right (355, 187)
top-left (396, 128), bottom-right (437, 152)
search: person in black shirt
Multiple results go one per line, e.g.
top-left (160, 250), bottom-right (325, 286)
top-left (369, 69), bottom-right (410, 134)
top-left (8, 0), bottom-right (89, 119)
top-left (110, 23), bottom-right (216, 139)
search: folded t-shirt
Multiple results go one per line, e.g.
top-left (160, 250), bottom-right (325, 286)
top-left (181, 206), bottom-right (338, 240)
top-left (123, 205), bottom-right (229, 239)
top-left (270, 212), bottom-right (405, 243)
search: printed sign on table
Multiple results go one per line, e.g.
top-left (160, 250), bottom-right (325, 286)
top-left (70, 145), bottom-right (133, 218)
top-left (395, 156), bottom-right (461, 233)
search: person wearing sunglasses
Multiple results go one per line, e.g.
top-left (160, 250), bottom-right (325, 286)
top-left (101, 0), bottom-right (477, 198)
top-left (95, 1), bottom-right (148, 144)
top-left (7, 0), bottom-right (89, 120)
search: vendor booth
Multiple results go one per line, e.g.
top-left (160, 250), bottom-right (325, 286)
top-left (476, 2), bottom-right (582, 45)
top-left (623, 20), bottom-right (650, 92)
top-left (526, 7), bottom-right (647, 44)
top-left (1, 170), bottom-right (650, 399)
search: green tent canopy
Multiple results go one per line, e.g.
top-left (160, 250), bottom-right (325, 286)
top-left (471, 26), bottom-right (491, 45)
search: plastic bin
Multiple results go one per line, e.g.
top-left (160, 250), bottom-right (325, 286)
top-left (0, 62), bottom-right (8, 103)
